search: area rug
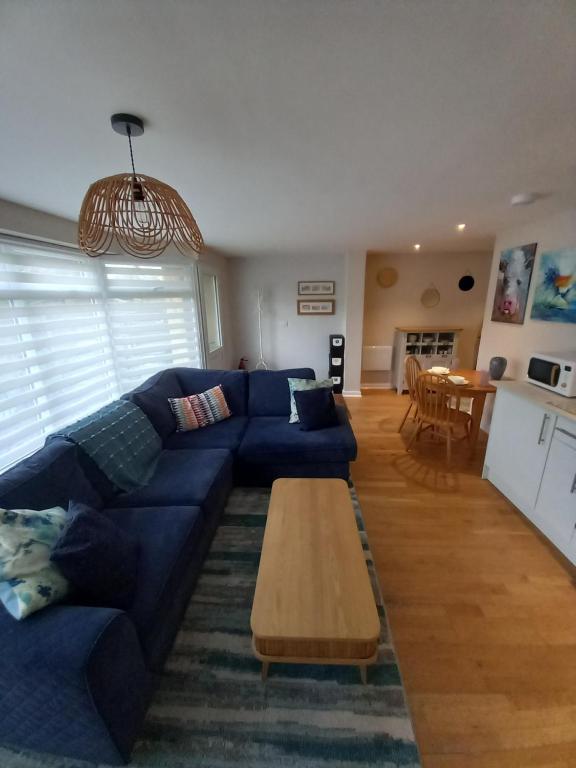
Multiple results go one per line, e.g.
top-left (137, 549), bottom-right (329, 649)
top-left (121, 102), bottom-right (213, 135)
top-left (1, 487), bottom-right (421, 768)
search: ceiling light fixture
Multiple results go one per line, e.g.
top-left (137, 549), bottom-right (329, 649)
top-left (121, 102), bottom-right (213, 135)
top-left (510, 192), bottom-right (538, 207)
top-left (457, 223), bottom-right (466, 231)
top-left (414, 243), bottom-right (421, 251)
top-left (78, 114), bottom-right (204, 259)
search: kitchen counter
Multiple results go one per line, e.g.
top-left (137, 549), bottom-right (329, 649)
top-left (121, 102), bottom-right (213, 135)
top-left (493, 380), bottom-right (576, 424)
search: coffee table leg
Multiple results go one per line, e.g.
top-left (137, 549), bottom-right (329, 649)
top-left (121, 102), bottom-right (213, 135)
top-left (261, 661), bottom-right (270, 682)
top-left (359, 665), bottom-right (368, 685)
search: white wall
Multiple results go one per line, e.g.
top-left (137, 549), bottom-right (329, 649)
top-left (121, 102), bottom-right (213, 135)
top-left (343, 251), bottom-right (366, 395)
top-left (0, 198), bottom-right (78, 244)
top-left (477, 208), bottom-right (576, 431)
top-left (229, 254), bottom-right (345, 379)
top-left (477, 208), bottom-right (576, 378)
top-left (363, 250), bottom-right (492, 385)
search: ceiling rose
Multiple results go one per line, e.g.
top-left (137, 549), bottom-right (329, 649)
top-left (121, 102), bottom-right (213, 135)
top-left (78, 114), bottom-right (203, 259)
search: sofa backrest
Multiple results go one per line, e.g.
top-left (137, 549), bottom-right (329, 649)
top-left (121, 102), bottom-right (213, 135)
top-left (123, 368), bottom-right (249, 440)
top-left (122, 368), bottom-right (183, 441)
top-left (175, 369), bottom-right (248, 417)
top-left (248, 368), bottom-right (315, 417)
top-left (0, 440), bottom-right (102, 511)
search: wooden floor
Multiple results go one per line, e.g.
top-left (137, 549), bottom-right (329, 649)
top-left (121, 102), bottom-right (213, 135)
top-left (348, 390), bottom-right (576, 768)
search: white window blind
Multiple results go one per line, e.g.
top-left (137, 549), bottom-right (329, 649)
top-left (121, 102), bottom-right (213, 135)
top-left (0, 240), bottom-right (203, 472)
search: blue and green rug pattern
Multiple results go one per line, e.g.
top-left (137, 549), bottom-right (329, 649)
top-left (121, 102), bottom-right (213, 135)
top-left (2, 486), bottom-right (421, 767)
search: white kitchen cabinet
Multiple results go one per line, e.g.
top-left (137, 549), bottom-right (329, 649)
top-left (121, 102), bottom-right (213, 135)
top-left (484, 388), bottom-right (556, 516)
top-left (484, 384), bottom-right (576, 565)
top-left (531, 421), bottom-right (576, 556)
top-left (393, 327), bottom-right (461, 392)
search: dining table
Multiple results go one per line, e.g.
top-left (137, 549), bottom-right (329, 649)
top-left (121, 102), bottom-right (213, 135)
top-left (446, 368), bottom-right (497, 456)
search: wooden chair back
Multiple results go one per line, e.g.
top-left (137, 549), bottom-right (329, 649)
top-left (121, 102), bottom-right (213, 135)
top-left (405, 356), bottom-right (422, 402)
top-left (415, 373), bottom-right (462, 426)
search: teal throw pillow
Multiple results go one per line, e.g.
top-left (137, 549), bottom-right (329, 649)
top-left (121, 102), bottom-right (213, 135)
top-left (287, 377), bottom-right (334, 423)
top-left (0, 506), bottom-right (69, 620)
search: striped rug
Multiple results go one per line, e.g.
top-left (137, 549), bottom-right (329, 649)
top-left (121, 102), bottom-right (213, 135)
top-left (2, 487), bottom-right (421, 768)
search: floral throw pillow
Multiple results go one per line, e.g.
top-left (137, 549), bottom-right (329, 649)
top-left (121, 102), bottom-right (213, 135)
top-left (0, 506), bottom-right (69, 620)
top-left (287, 377), bottom-right (334, 423)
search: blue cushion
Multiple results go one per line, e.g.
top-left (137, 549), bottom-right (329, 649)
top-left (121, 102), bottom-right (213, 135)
top-left (176, 368), bottom-right (248, 417)
top-left (248, 368), bottom-right (315, 417)
top-left (50, 503), bottom-right (139, 609)
top-left (122, 368), bottom-right (183, 441)
top-left (103, 505), bottom-right (204, 663)
top-left (111, 448), bottom-right (234, 517)
top-left (238, 407), bottom-right (357, 464)
top-left (294, 388), bottom-right (339, 430)
top-left (0, 441), bottom-right (101, 511)
top-left (164, 415), bottom-right (248, 451)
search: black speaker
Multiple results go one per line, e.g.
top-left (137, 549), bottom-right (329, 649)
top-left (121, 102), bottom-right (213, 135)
top-left (329, 335), bottom-right (345, 393)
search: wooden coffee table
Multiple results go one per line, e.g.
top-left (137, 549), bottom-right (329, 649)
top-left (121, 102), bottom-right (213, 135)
top-left (250, 478), bottom-right (380, 683)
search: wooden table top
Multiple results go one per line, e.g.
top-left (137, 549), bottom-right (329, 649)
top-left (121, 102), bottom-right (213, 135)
top-left (449, 368), bottom-right (497, 394)
top-left (250, 478), bottom-right (380, 644)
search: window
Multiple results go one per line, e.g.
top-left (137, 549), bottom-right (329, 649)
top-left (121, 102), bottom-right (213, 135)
top-left (200, 272), bottom-right (222, 354)
top-left (0, 238), bottom-right (203, 472)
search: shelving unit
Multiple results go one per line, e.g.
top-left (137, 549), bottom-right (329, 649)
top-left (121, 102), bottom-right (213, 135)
top-left (393, 326), bottom-right (461, 393)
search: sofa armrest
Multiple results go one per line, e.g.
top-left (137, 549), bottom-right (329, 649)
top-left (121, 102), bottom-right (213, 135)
top-left (335, 405), bottom-right (358, 459)
top-left (0, 605), bottom-right (151, 764)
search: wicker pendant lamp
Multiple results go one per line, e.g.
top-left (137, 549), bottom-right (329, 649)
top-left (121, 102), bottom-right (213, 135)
top-left (78, 114), bottom-right (203, 259)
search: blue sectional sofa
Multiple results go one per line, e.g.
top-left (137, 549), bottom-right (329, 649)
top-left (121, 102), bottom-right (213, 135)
top-left (0, 367), bottom-right (356, 764)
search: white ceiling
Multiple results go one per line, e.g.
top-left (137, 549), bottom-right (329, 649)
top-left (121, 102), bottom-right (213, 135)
top-left (1, 0), bottom-right (575, 256)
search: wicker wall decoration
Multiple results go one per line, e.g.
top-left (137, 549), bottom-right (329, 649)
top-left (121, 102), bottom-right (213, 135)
top-left (78, 114), bottom-right (203, 260)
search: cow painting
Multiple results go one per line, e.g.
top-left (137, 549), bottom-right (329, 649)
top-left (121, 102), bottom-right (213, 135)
top-left (491, 243), bottom-right (537, 324)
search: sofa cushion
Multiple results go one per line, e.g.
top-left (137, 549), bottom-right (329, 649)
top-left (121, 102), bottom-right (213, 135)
top-left (248, 368), bottom-right (315, 417)
top-left (176, 368), bottom-right (248, 417)
top-left (288, 377), bottom-right (334, 422)
top-left (111, 449), bottom-right (234, 518)
top-left (238, 408), bottom-right (357, 464)
top-left (50, 503), bottom-right (139, 610)
top-left (103, 505), bottom-right (204, 659)
top-left (164, 416), bottom-right (248, 451)
top-left (169, 385), bottom-right (231, 431)
top-left (122, 368), bottom-right (183, 440)
top-left (0, 441), bottom-right (101, 512)
top-left (294, 387), bottom-right (339, 431)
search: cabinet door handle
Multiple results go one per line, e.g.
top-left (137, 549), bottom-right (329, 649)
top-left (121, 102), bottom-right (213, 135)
top-left (571, 473), bottom-right (576, 495)
top-left (537, 414), bottom-right (550, 445)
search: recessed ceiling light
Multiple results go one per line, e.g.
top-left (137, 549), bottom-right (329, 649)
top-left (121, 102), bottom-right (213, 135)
top-left (457, 223), bottom-right (466, 231)
top-left (414, 243), bottom-right (421, 251)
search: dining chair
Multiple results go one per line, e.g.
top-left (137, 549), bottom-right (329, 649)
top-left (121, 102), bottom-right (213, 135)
top-left (398, 356), bottom-right (422, 432)
top-left (407, 373), bottom-right (472, 465)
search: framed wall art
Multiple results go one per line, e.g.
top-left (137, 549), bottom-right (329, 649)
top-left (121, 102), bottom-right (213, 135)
top-left (491, 242), bottom-right (537, 324)
top-left (297, 299), bottom-right (335, 315)
top-left (530, 248), bottom-right (576, 324)
top-left (298, 281), bottom-right (335, 296)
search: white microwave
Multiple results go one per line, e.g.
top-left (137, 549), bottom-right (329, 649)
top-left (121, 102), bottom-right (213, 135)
top-left (527, 352), bottom-right (576, 397)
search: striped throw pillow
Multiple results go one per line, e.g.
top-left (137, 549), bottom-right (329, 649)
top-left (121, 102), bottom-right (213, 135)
top-left (168, 385), bottom-right (232, 432)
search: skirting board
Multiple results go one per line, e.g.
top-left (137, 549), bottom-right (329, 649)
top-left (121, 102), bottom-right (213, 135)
top-left (360, 383), bottom-right (393, 390)
top-left (342, 390), bottom-right (362, 398)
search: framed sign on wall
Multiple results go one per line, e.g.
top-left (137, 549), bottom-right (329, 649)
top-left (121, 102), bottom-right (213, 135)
top-left (297, 299), bottom-right (335, 315)
top-left (298, 281), bottom-right (335, 296)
